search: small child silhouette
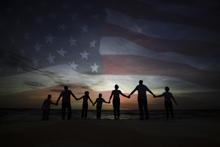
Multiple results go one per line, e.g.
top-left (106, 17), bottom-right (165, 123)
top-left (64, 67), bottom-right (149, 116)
top-left (154, 86), bottom-right (178, 121)
top-left (41, 95), bottom-right (56, 121)
top-left (93, 93), bottom-right (109, 119)
top-left (76, 91), bottom-right (93, 119)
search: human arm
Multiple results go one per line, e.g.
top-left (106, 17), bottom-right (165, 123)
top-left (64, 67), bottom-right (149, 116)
top-left (93, 100), bottom-right (97, 106)
top-left (108, 91), bottom-right (113, 103)
top-left (103, 99), bottom-right (109, 104)
top-left (71, 92), bottom-right (78, 100)
top-left (119, 91), bottom-right (128, 98)
top-left (41, 101), bottom-right (45, 109)
top-left (147, 88), bottom-right (156, 98)
top-left (128, 88), bottom-right (136, 98)
top-left (56, 93), bottom-right (62, 105)
top-left (88, 96), bottom-right (93, 104)
top-left (76, 96), bottom-right (83, 101)
top-left (171, 94), bottom-right (178, 106)
top-left (154, 94), bottom-right (164, 98)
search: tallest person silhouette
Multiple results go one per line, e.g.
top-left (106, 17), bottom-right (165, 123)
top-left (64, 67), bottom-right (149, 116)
top-left (128, 80), bottom-right (155, 120)
top-left (56, 86), bottom-right (78, 120)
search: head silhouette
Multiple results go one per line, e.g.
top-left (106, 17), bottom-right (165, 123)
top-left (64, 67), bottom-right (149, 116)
top-left (139, 80), bottom-right (143, 85)
top-left (115, 84), bottom-right (119, 90)
top-left (48, 95), bottom-right (51, 99)
top-left (165, 86), bottom-right (170, 92)
top-left (99, 93), bottom-right (102, 98)
top-left (64, 86), bottom-right (68, 90)
top-left (85, 91), bottom-right (89, 96)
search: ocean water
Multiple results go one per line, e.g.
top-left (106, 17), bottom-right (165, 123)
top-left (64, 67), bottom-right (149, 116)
top-left (0, 109), bottom-right (220, 123)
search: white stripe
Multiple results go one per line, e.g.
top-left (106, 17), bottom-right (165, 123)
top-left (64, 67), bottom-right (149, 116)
top-left (0, 65), bottom-right (219, 105)
top-left (105, 8), bottom-right (220, 43)
top-left (100, 37), bottom-right (220, 71)
top-left (136, 0), bottom-right (220, 23)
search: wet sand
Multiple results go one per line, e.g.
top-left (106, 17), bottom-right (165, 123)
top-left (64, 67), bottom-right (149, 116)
top-left (0, 120), bottom-right (220, 147)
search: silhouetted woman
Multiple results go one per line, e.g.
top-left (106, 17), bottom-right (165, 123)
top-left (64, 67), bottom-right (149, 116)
top-left (77, 91), bottom-right (93, 119)
top-left (108, 84), bottom-right (128, 120)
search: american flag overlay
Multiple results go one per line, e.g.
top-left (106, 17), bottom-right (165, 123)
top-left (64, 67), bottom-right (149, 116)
top-left (0, 0), bottom-right (220, 109)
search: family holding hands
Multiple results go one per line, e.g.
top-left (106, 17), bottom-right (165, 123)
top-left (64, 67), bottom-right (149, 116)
top-left (42, 80), bottom-right (178, 121)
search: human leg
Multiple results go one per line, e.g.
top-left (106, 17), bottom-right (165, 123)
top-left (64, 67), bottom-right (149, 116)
top-left (143, 99), bottom-right (149, 120)
top-left (165, 102), bottom-right (169, 120)
top-left (84, 102), bottom-right (88, 118)
top-left (138, 99), bottom-right (144, 120)
top-left (45, 110), bottom-right (49, 120)
top-left (67, 103), bottom-right (72, 120)
top-left (62, 103), bottom-right (67, 120)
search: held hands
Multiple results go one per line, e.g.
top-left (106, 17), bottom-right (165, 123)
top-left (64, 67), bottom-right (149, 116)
top-left (127, 95), bottom-right (130, 98)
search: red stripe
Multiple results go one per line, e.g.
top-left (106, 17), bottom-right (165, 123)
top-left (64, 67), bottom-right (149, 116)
top-left (99, 0), bottom-right (220, 32)
top-left (102, 55), bottom-right (220, 89)
top-left (102, 22), bottom-right (220, 58)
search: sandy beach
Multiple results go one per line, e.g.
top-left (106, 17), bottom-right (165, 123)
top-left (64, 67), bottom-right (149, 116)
top-left (0, 119), bottom-right (220, 147)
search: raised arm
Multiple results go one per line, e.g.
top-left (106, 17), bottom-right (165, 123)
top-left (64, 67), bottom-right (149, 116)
top-left (77, 96), bottom-right (83, 101)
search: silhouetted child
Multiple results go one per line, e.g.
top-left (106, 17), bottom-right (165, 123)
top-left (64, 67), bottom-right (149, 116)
top-left (41, 95), bottom-right (56, 121)
top-left (93, 93), bottom-right (109, 119)
top-left (77, 91), bottom-right (93, 119)
top-left (154, 86), bottom-right (178, 121)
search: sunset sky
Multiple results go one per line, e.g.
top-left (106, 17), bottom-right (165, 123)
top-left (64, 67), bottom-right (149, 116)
top-left (0, 0), bottom-right (220, 110)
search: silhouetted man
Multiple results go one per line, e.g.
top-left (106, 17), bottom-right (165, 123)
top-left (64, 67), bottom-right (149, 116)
top-left (128, 80), bottom-right (155, 120)
top-left (56, 86), bottom-right (77, 120)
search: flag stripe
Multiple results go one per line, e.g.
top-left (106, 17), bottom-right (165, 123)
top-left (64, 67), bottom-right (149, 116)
top-left (101, 22), bottom-right (220, 58)
top-left (99, 37), bottom-right (220, 70)
top-left (99, 0), bottom-right (220, 33)
top-left (102, 55), bottom-right (220, 89)
top-left (136, 0), bottom-right (220, 23)
top-left (103, 9), bottom-right (220, 43)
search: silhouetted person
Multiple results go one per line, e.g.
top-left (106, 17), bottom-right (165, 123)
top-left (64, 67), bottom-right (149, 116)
top-left (154, 86), bottom-right (178, 121)
top-left (93, 93), bottom-right (109, 119)
top-left (77, 91), bottom-right (93, 119)
top-left (41, 95), bottom-right (56, 121)
top-left (108, 84), bottom-right (128, 120)
top-left (56, 86), bottom-right (77, 120)
top-left (128, 80), bottom-right (155, 120)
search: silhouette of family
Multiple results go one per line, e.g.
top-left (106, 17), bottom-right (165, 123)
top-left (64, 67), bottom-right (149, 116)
top-left (41, 80), bottom-right (178, 121)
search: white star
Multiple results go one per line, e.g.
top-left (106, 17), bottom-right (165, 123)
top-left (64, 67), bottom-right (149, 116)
top-left (32, 58), bottom-right (39, 68)
top-left (20, 47), bottom-right (25, 56)
top-left (80, 50), bottom-right (89, 59)
top-left (69, 61), bottom-right (78, 70)
top-left (91, 63), bottom-right (99, 73)
top-left (58, 24), bottom-right (67, 30)
top-left (40, 1), bottom-right (48, 7)
top-left (15, 17), bottom-right (21, 24)
top-left (23, 31), bottom-right (30, 40)
top-left (35, 16), bottom-right (44, 25)
top-left (34, 42), bottom-right (42, 52)
top-left (84, 2), bottom-right (91, 10)
top-left (45, 34), bottom-right (55, 43)
top-left (6, 7), bottom-right (13, 14)
top-left (25, 5), bottom-right (33, 12)
top-left (49, 13), bottom-right (58, 19)
top-left (89, 39), bottom-right (97, 47)
top-left (69, 36), bottom-right (77, 47)
top-left (17, 66), bottom-right (23, 72)
top-left (47, 53), bottom-right (55, 64)
top-left (70, 12), bottom-right (78, 21)
top-left (91, 14), bottom-right (100, 19)
top-left (0, 20), bottom-right (6, 28)
top-left (57, 48), bottom-right (66, 57)
top-left (10, 37), bottom-right (15, 44)
top-left (81, 24), bottom-right (88, 33)
top-left (61, 2), bottom-right (68, 9)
